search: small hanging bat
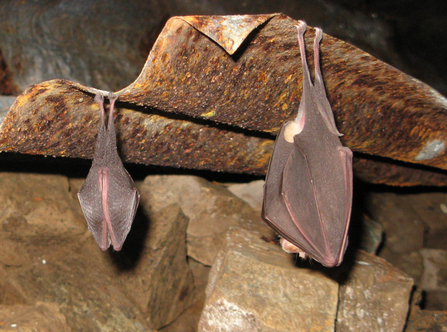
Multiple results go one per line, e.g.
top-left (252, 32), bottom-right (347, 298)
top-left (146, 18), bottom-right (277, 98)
top-left (78, 93), bottom-right (140, 251)
top-left (262, 21), bottom-right (353, 268)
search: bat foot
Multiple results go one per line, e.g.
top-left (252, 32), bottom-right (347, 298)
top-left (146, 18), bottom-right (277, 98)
top-left (294, 21), bottom-right (307, 35)
top-left (108, 91), bottom-right (116, 101)
top-left (314, 27), bottom-right (323, 45)
top-left (95, 93), bottom-right (104, 104)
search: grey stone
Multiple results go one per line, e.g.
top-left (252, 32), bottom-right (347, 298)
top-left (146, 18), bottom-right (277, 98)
top-left (336, 250), bottom-right (414, 332)
top-left (227, 180), bottom-right (265, 212)
top-left (0, 302), bottom-right (71, 332)
top-left (116, 202), bottom-right (196, 329)
top-left (198, 228), bottom-right (339, 332)
top-left (140, 175), bottom-right (274, 266)
top-left (420, 249), bottom-right (447, 291)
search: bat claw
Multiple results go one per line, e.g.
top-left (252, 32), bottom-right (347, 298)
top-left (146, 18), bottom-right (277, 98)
top-left (94, 93), bottom-right (104, 104)
top-left (108, 91), bottom-right (116, 101)
top-left (314, 28), bottom-right (323, 44)
top-left (294, 21), bottom-right (307, 35)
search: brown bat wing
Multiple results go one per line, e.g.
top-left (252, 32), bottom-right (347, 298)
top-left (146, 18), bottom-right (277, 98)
top-left (104, 164), bottom-right (140, 250)
top-left (78, 169), bottom-right (107, 248)
top-left (78, 162), bottom-right (140, 251)
top-left (261, 21), bottom-right (353, 268)
top-left (262, 124), bottom-right (352, 267)
top-left (261, 125), bottom-right (316, 253)
top-left (281, 135), bottom-right (352, 267)
top-left (78, 94), bottom-right (140, 251)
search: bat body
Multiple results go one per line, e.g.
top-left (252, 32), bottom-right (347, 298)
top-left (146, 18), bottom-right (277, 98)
top-left (262, 22), bottom-right (353, 267)
top-left (78, 93), bottom-right (140, 251)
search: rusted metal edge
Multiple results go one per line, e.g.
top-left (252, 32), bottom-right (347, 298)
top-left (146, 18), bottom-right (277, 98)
top-left (1, 14), bottom-right (446, 186)
top-left (179, 14), bottom-right (280, 55)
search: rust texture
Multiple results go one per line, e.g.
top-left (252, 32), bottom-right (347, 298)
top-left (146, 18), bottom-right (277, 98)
top-left (353, 157), bottom-right (447, 187)
top-left (181, 15), bottom-right (277, 55)
top-left (118, 14), bottom-right (447, 171)
top-left (0, 80), bottom-right (272, 173)
top-left (120, 14), bottom-right (299, 132)
top-left (0, 14), bottom-right (446, 185)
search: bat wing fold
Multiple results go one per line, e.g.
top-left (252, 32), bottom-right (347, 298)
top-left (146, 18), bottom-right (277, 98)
top-left (262, 127), bottom-right (321, 259)
top-left (106, 165), bottom-right (140, 251)
top-left (280, 140), bottom-right (352, 267)
top-left (262, 22), bottom-right (353, 268)
top-left (262, 125), bottom-right (352, 267)
top-left (78, 164), bottom-right (140, 251)
top-left (78, 169), bottom-right (110, 250)
top-left (282, 142), bottom-right (337, 266)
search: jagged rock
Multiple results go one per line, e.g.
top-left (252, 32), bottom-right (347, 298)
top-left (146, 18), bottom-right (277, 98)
top-left (406, 288), bottom-right (447, 331)
top-left (419, 249), bottom-right (447, 310)
top-left (367, 191), bottom-right (425, 255)
top-left (336, 250), bottom-right (414, 332)
top-left (0, 173), bottom-right (86, 237)
top-left (357, 215), bottom-right (383, 254)
top-left (227, 180), bottom-right (265, 212)
top-left (0, 172), bottom-right (203, 331)
top-left (0, 302), bottom-right (71, 332)
top-left (139, 175), bottom-right (275, 266)
top-left (115, 202), bottom-right (196, 329)
top-left (1, 170), bottom-right (444, 331)
top-left (420, 249), bottom-right (447, 291)
top-left (198, 228), bottom-right (339, 332)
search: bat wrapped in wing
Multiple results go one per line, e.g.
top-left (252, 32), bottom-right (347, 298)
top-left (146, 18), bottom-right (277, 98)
top-left (78, 93), bottom-right (140, 251)
top-left (262, 21), bottom-right (353, 268)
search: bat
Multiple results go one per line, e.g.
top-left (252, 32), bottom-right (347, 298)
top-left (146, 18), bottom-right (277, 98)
top-left (78, 93), bottom-right (140, 251)
top-left (261, 21), bottom-right (353, 268)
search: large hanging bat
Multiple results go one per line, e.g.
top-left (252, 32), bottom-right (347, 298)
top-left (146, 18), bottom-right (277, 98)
top-left (78, 93), bottom-right (140, 251)
top-left (262, 21), bottom-right (353, 268)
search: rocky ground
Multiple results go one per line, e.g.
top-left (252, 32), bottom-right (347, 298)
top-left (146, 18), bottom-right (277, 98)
top-left (0, 164), bottom-right (445, 331)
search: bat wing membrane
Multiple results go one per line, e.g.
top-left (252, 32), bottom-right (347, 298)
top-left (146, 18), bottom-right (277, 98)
top-left (262, 21), bottom-right (353, 267)
top-left (281, 137), bottom-right (352, 267)
top-left (78, 164), bottom-right (139, 251)
top-left (78, 93), bottom-right (139, 251)
top-left (282, 142), bottom-right (327, 261)
top-left (262, 123), bottom-right (352, 267)
top-left (336, 146), bottom-right (354, 260)
top-left (262, 125), bottom-right (317, 251)
top-left (106, 164), bottom-right (140, 251)
top-left (78, 168), bottom-right (109, 250)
